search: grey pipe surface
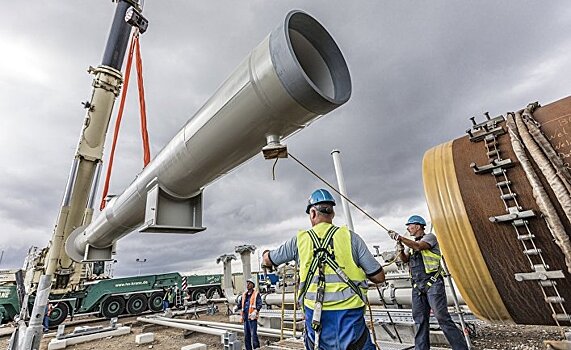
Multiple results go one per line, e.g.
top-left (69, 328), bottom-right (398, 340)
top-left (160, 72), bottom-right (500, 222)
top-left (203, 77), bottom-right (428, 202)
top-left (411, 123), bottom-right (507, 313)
top-left (264, 286), bottom-right (465, 307)
top-left (66, 10), bottom-right (351, 262)
top-left (156, 316), bottom-right (294, 338)
top-left (137, 317), bottom-right (227, 336)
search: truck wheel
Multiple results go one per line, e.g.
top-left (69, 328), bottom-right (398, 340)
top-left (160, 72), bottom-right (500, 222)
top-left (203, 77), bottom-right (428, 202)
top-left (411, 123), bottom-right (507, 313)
top-left (48, 302), bottom-right (69, 327)
top-left (126, 294), bottom-right (148, 315)
top-left (101, 296), bottom-right (125, 318)
top-left (206, 287), bottom-right (218, 299)
top-left (148, 292), bottom-right (164, 312)
top-left (191, 288), bottom-right (206, 301)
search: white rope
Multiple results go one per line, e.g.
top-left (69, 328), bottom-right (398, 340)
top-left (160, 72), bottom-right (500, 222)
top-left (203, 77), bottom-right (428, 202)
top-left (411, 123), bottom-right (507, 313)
top-left (507, 112), bottom-right (571, 273)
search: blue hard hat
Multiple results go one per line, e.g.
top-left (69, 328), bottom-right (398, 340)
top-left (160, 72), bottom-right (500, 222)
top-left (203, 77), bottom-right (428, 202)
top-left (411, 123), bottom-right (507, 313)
top-left (406, 215), bottom-right (426, 226)
top-left (306, 189), bottom-right (336, 214)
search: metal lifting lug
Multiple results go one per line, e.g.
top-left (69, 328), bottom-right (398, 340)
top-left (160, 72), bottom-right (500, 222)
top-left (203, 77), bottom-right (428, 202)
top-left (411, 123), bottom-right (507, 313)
top-left (466, 113), bottom-right (506, 142)
top-left (262, 134), bottom-right (288, 160)
top-left (514, 265), bottom-right (564, 282)
top-left (496, 180), bottom-right (512, 188)
top-left (470, 158), bottom-right (515, 174)
top-left (489, 207), bottom-right (535, 223)
top-left (516, 233), bottom-right (535, 241)
top-left (554, 314), bottom-right (571, 322)
top-left (540, 280), bottom-right (557, 287)
top-left (523, 248), bottom-right (542, 256)
top-left (125, 6), bottom-right (149, 34)
top-left (545, 296), bottom-right (565, 304)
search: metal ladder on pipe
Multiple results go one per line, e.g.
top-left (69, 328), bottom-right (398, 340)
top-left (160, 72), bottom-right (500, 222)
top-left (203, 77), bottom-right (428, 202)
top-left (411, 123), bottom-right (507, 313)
top-left (279, 263), bottom-right (300, 340)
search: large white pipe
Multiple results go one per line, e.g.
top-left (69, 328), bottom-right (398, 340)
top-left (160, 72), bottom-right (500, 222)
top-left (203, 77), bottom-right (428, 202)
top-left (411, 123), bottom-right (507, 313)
top-left (66, 10), bottom-right (352, 262)
top-left (137, 317), bottom-right (226, 336)
top-left (156, 317), bottom-right (294, 338)
top-left (265, 286), bottom-right (465, 307)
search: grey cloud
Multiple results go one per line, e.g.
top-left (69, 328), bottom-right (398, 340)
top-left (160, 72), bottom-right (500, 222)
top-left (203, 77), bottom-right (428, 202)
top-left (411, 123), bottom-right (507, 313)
top-left (1, 1), bottom-right (570, 277)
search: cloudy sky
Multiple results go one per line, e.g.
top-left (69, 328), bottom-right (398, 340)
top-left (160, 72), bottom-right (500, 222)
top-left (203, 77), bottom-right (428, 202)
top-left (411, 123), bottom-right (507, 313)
top-left (1, 1), bottom-right (570, 278)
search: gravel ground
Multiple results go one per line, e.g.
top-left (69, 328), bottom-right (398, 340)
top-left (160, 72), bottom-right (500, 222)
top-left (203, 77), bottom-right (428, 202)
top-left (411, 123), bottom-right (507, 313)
top-left (468, 320), bottom-right (568, 350)
top-left (1, 310), bottom-right (569, 349)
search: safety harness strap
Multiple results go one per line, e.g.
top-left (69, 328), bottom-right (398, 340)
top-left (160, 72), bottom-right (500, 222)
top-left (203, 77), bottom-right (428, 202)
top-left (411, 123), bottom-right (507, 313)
top-left (413, 268), bottom-right (443, 291)
top-left (297, 226), bottom-right (338, 303)
top-left (298, 226), bottom-right (367, 305)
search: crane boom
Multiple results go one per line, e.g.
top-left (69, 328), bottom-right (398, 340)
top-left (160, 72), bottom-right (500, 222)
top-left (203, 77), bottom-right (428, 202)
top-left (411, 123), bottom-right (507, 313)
top-left (45, 0), bottom-right (140, 292)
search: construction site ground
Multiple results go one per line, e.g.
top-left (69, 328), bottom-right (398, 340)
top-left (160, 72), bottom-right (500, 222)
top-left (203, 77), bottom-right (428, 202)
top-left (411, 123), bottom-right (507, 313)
top-left (0, 304), bottom-right (567, 350)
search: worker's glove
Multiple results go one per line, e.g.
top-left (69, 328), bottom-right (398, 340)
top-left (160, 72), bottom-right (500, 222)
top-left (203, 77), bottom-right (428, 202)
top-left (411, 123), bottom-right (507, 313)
top-left (388, 230), bottom-right (401, 241)
top-left (248, 310), bottom-right (258, 320)
top-left (261, 250), bottom-right (275, 272)
top-left (396, 241), bottom-right (405, 253)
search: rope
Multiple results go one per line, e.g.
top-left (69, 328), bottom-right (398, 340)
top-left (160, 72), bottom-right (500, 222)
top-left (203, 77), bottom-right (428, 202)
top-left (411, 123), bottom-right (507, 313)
top-left (288, 152), bottom-right (388, 348)
top-left (507, 112), bottom-right (571, 274)
top-left (135, 34), bottom-right (151, 166)
top-left (99, 33), bottom-right (137, 211)
top-left (367, 301), bottom-right (382, 350)
top-left (288, 152), bottom-right (391, 233)
top-left (272, 157), bottom-right (279, 181)
top-left (100, 31), bottom-right (151, 210)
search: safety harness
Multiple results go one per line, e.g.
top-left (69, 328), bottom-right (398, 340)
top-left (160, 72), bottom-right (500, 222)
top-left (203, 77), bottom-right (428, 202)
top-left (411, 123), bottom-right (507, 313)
top-left (297, 225), bottom-right (367, 306)
top-left (410, 247), bottom-right (444, 293)
top-left (297, 225), bottom-right (368, 349)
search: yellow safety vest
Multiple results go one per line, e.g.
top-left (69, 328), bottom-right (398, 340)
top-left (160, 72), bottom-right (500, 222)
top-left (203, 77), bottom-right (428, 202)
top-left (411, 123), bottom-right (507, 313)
top-left (297, 223), bottom-right (368, 310)
top-left (416, 248), bottom-right (441, 274)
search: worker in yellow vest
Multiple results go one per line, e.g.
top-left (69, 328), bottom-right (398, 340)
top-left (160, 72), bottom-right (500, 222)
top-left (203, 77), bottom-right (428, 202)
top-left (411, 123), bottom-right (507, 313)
top-left (241, 278), bottom-right (262, 350)
top-left (390, 215), bottom-right (468, 350)
top-left (263, 189), bottom-right (385, 349)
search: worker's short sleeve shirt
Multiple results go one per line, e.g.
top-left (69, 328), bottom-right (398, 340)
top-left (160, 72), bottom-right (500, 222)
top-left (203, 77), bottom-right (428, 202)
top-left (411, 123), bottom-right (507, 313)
top-left (421, 233), bottom-right (439, 253)
top-left (269, 230), bottom-right (381, 275)
top-left (351, 231), bottom-right (382, 275)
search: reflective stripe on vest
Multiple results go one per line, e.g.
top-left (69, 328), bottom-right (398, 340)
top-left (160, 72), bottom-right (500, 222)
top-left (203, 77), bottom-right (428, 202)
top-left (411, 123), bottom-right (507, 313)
top-left (420, 249), bottom-right (441, 274)
top-left (240, 290), bottom-right (258, 320)
top-left (297, 223), bottom-right (367, 310)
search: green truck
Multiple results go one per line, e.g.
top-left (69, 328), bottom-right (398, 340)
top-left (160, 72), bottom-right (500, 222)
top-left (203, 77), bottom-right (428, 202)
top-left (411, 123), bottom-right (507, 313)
top-left (185, 274), bottom-right (223, 301)
top-left (0, 285), bottom-right (19, 323)
top-left (0, 271), bottom-right (223, 326)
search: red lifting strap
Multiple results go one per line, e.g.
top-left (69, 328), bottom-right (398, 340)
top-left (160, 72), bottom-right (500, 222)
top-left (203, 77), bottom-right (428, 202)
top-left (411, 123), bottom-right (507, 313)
top-left (100, 32), bottom-right (151, 211)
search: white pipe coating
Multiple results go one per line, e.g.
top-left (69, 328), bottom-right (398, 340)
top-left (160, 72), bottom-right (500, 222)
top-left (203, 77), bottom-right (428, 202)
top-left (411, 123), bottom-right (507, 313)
top-left (66, 10), bottom-right (351, 262)
top-left (137, 317), bottom-right (227, 336)
top-left (155, 317), bottom-right (293, 338)
top-left (265, 286), bottom-right (465, 307)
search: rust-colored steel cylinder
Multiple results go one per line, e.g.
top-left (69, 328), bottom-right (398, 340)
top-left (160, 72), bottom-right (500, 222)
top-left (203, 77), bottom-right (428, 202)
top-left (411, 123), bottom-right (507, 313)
top-left (423, 96), bottom-right (571, 326)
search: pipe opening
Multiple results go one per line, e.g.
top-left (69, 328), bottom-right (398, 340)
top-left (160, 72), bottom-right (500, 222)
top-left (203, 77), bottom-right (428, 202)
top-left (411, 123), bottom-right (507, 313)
top-left (286, 12), bottom-right (351, 103)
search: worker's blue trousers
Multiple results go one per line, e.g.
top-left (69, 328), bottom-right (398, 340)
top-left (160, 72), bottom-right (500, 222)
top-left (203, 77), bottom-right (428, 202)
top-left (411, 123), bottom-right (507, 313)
top-left (243, 319), bottom-right (260, 350)
top-left (412, 278), bottom-right (468, 350)
top-left (43, 315), bottom-right (49, 332)
top-left (304, 306), bottom-right (375, 349)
